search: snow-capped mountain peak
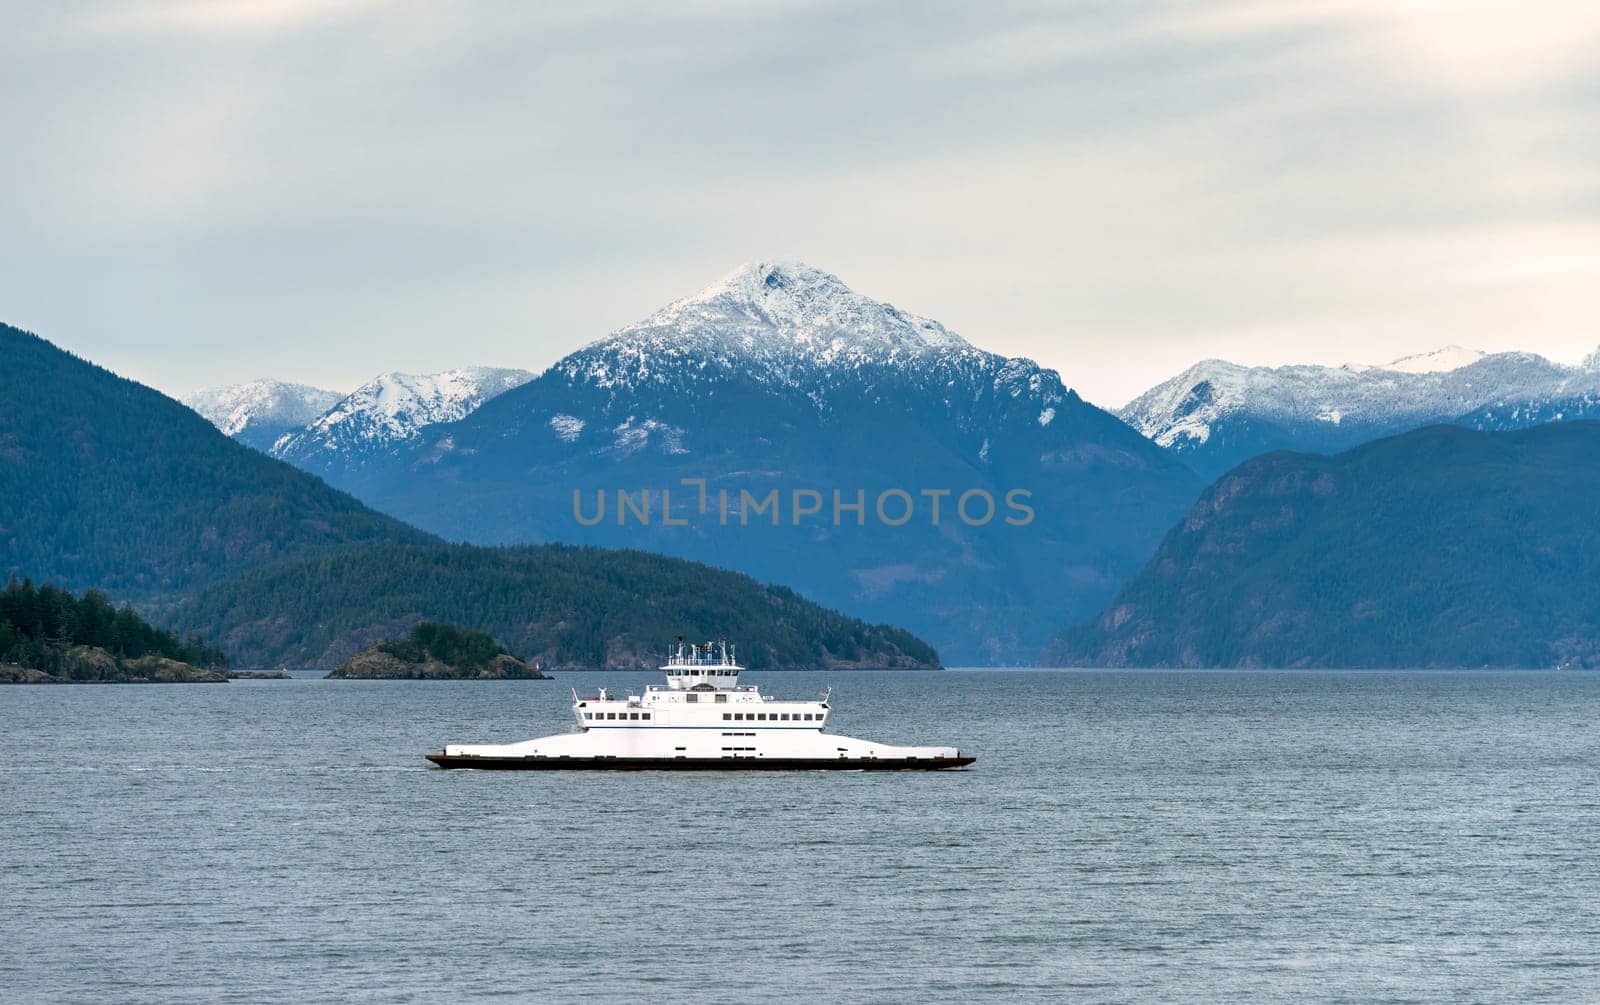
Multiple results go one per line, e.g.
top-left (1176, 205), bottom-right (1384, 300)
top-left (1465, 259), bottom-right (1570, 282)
top-left (272, 366), bottom-right (534, 465)
top-left (1120, 348), bottom-right (1600, 478)
top-left (639, 260), bottom-right (970, 352)
top-left (185, 379), bottom-right (343, 437)
top-left (559, 260), bottom-right (1013, 402)
top-left (184, 379), bottom-right (344, 451)
top-left (1385, 345), bottom-right (1486, 374)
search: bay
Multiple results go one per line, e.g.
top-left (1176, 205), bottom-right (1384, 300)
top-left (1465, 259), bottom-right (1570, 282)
top-left (3, 670), bottom-right (1598, 1002)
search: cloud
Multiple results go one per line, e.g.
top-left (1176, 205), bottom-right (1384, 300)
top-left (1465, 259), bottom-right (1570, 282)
top-left (0, 1), bottom-right (1595, 407)
top-left (85, 0), bottom-right (386, 36)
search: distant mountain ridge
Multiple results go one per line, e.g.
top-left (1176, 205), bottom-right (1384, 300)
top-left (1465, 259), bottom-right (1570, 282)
top-left (184, 379), bottom-right (344, 453)
top-left (307, 260), bottom-right (1201, 664)
top-left (271, 367), bottom-right (534, 474)
top-left (189, 368), bottom-right (535, 470)
top-left (1045, 422), bottom-right (1600, 669)
top-left (1384, 345), bottom-right (1486, 373)
top-left (1120, 346), bottom-right (1600, 478)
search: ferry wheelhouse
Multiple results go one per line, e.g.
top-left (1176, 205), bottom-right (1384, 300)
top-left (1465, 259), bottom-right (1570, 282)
top-left (426, 638), bottom-right (974, 770)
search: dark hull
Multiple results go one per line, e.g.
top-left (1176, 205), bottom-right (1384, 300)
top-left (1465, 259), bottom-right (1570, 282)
top-left (425, 753), bottom-right (976, 771)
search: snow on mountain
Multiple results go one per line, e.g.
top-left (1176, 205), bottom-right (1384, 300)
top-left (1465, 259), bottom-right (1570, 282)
top-left (272, 367), bottom-right (533, 468)
top-left (331, 259), bottom-right (1199, 666)
top-left (1120, 349), bottom-right (1600, 478)
top-left (184, 379), bottom-right (344, 452)
top-left (550, 261), bottom-right (1067, 436)
top-left (563, 262), bottom-right (1002, 381)
top-left (1384, 345), bottom-right (1485, 373)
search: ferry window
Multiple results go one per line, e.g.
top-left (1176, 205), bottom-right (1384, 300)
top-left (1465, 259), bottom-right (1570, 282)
top-left (722, 713), bottom-right (731, 721)
top-left (686, 694), bottom-right (698, 703)
top-left (715, 693), bottom-right (727, 703)
top-left (780, 713), bottom-right (789, 721)
top-left (607, 712), bottom-right (617, 720)
top-left (642, 713), bottom-right (651, 720)
top-left (629, 713), bottom-right (640, 720)
top-left (733, 713), bottom-right (743, 721)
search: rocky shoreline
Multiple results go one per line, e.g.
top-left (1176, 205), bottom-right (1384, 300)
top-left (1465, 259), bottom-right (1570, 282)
top-left (2, 647), bottom-right (227, 684)
top-left (327, 622), bottom-right (550, 680)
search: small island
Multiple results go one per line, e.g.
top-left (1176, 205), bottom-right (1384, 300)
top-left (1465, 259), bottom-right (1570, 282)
top-left (1, 579), bottom-right (228, 684)
top-left (328, 622), bottom-right (550, 680)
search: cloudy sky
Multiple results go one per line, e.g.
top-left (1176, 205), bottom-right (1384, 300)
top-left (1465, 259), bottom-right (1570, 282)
top-left (4, 1), bottom-right (1598, 408)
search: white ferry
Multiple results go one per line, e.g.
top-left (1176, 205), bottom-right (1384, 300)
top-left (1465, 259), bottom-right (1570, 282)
top-left (426, 638), bottom-right (975, 771)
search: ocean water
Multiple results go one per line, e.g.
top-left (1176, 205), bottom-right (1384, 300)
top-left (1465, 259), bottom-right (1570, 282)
top-left (3, 670), bottom-right (1598, 1003)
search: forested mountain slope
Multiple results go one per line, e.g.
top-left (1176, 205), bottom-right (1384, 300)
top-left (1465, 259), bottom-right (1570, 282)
top-left (0, 323), bottom-right (433, 599)
top-left (172, 543), bottom-right (941, 670)
top-left (1046, 423), bottom-right (1600, 668)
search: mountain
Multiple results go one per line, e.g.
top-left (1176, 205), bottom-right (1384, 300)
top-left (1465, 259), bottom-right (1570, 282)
top-left (1385, 345), bottom-right (1486, 373)
top-left (183, 379), bottom-right (344, 453)
top-left (1120, 347), bottom-right (1600, 479)
top-left (1044, 423), bottom-right (1600, 669)
top-left (171, 543), bottom-right (940, 670)
top-left (270, 367), bottom-right (533, 476)
top-left (304, 261), bottom-right (1202, 664)
top-left (0, 323), bottom-right (434, 599)
top-left (1457, 393), bottom-right (1600, 432)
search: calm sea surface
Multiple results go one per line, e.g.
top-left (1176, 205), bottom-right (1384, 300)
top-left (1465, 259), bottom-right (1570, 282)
top-left (3, 670), bottom-right (1598, 1003)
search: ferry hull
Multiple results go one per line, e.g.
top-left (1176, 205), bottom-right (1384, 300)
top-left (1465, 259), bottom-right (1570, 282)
top-left (425, 753), bottom-right (976, 771)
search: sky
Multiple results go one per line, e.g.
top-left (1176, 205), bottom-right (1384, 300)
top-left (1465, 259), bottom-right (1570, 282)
top-left (3, 1), bottom-right (1598, 409)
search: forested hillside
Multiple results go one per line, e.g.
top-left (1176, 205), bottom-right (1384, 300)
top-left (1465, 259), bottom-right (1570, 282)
top-left (1, 578), bottom-right (226, 682)
top-left (0, 323), bottom-right (432, 599)
top-left (172, 543), bottom-right (941, 670)
top-left (328, 622), bottom-right (550, 679)
top-left (1046, 423), bottom-right (1600, 668)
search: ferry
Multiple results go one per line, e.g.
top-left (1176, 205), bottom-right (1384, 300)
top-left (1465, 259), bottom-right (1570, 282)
top-left (426, 638), bottom-right (975, 770)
